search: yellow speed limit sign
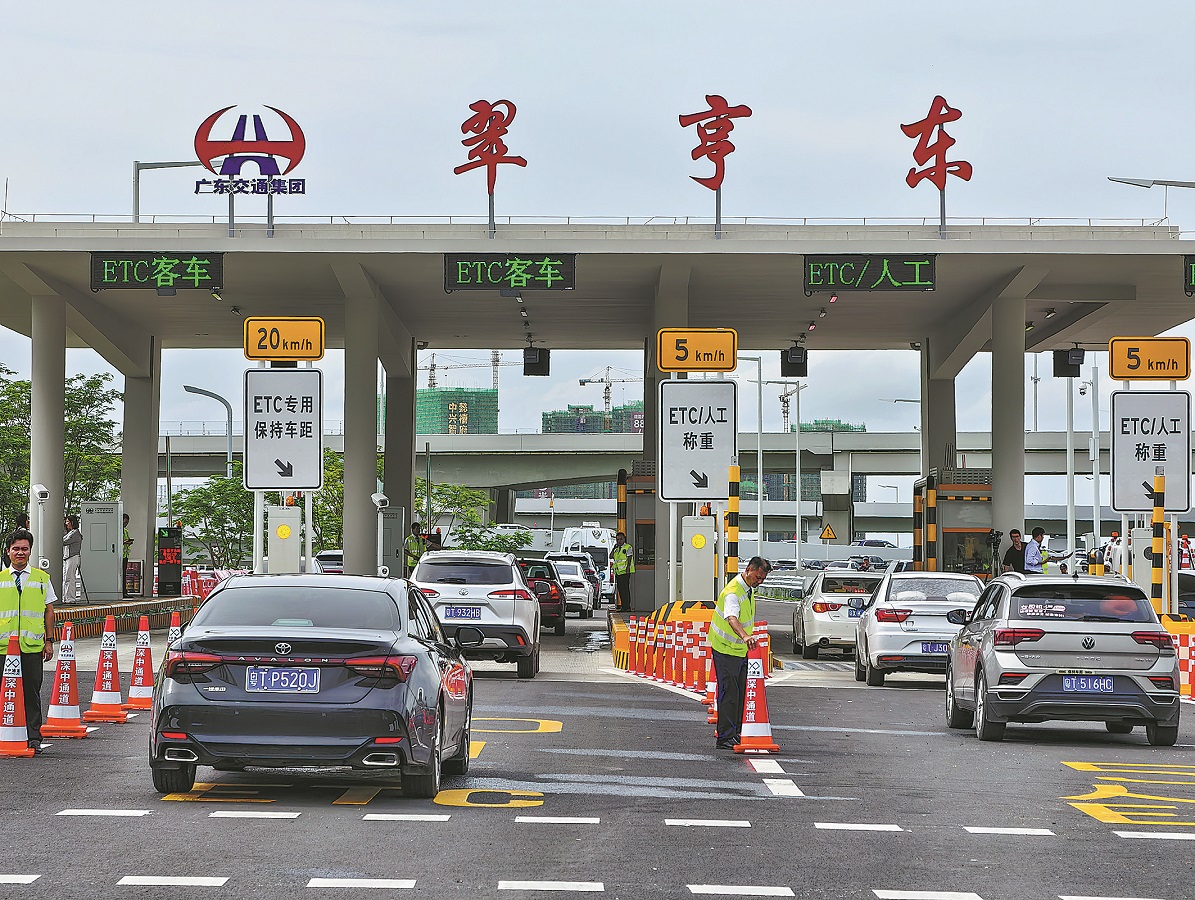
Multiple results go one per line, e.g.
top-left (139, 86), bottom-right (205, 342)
top-left (244, 317), bottom-right (326, 361)
top-left (1108, 336), bottom-right (1190, 381)
top-left (656, 328), bottom-right (738, 372)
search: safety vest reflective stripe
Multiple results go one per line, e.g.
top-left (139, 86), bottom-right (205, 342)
top-left (0, 568), bottom-right (50, 653)
top-left (612, 544), bottom-right (635, 575)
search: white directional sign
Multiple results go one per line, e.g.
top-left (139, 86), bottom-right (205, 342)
top-left (1110, 390), bottom-right (1190, 513)
top-left (658, 380), bottom-right (737, 502)
top-left (243, 368), bottom-right (324, 491)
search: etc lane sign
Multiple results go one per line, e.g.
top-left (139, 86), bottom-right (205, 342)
top-left (1110, 390), bottom-right (1191, 513)
top-left (244, 368), bottom-right (324, 491)
top-left (658, 380), bottom-right (737, 502)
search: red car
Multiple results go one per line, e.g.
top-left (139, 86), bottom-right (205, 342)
top-left (517, 558), bottom-right (568, 635)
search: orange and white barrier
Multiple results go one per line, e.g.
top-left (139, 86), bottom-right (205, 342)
top-left (83, 615), bottom-right (128, 724)
top-left (123, 616), bottom-right (155, 711)
top-left (42, 622), bottom-right (88, 739)
top-left (734, 641), bottom-right (780, 754)
top-left (168, 611), bottom-right (183, 649)
top-left (0, 635), bottom-right (35, 757)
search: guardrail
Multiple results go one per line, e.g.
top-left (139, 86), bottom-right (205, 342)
top-left (756, 572), bottom-right (808, 601)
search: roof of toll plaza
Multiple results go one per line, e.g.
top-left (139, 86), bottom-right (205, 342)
top-left (0, 220), bottom-right (1191, 363)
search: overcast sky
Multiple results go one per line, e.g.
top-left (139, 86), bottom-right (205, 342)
top-left (3, 1), bottom-right (1193, 503)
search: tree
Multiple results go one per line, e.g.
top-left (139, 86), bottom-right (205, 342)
top-left (449, 516), bottom-right (533, 554)
top-left (171, 463), bottom-right (255, 567)
top-left (311, 449), bottom-right (345, 552)
top-left (63, 373), bottom-right (122, 512)
top-left (0, 365), bottom-right (30, 529)
top-left (414, 478), bottom-right (491, 536)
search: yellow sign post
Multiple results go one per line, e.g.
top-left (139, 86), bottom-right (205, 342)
top-left (244, 317), bottom-right (326, 361)
top-left (656, 328), bottom-right (738, 372)
top-left (1108, 336), bottom-right (1190, 381)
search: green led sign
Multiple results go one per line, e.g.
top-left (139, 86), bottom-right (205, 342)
top-left (804, 254), bottom-right (936, 293)
top-left (444, 254), bottom-right (576, 292)
top-left (1185, 255), bottom-right (1195, 296)
top-left (90, 252), bottom-right (223, 291)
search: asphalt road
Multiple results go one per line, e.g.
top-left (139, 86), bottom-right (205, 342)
top-left (7, 607), bottom-right (1195, 899)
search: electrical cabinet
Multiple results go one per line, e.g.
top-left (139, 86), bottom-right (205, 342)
top-left (79, 501), bottom-right (123, 602)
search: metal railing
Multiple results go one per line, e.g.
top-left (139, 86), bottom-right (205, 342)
top-left (755, 571), bottom-right (808, 601)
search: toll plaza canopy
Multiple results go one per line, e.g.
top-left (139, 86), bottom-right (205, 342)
top-left (1, 219), bottom-right (1192, 586)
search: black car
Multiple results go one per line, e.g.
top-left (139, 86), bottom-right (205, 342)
top-left (150, 574), bottom-right (479, 798)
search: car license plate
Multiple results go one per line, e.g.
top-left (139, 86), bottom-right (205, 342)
top-left (921, 641), bottom-right (949, 654)
top-left (444, 606), bottom-right (481, 619)
top-left (1063, 675), bottom-right (1115, 693)
top-left (245, 666), bottom-right (320, 693)
top-left (848, 608), bottom-right (862, 618)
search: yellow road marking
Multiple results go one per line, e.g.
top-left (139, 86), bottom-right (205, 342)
top-left (434, 789), bottom-right (544, 808)
top-left (469, 740), bottom-right (486, 758)
top-left (474, 717), bottom-right (562, 734)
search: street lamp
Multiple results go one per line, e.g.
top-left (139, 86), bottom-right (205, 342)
top-left (1108, 177), bottom-right (1195, 221)
top-left (739, 356), bottom-right (765, 553)
top-left (183, 385), bottom-right (233, 478)
top-left (133, 160), bottom-right (205, 223)
top-left (762, 379), bottom-right (806, 570)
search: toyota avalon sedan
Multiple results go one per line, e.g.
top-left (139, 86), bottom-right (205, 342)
top-left (150, 574), bottom-right (479, 798)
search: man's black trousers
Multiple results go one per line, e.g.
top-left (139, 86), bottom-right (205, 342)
top-left (20, 652), bottom-right (43, 743)
top-left (712, 648), bottom-right (747, 746)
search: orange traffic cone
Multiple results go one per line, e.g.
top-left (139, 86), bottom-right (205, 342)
top-left (122, 616), bottom-right (154, 711)
top-left (167, 611), bottom-right (182, 649)
top-left (706, 658), bottom-right (718, 724)
top-left (689, 624), bottom-right (703, 692)
top-left (627, 616), bottom-right (639, 675)
top-left (663, 620), bottom-right (675, 685)
top-left (636, 618), bottom-right (648, 675)
top-left (83, 615), bottom-right (127, 724)
top-left (653, 617), bottom-right (667, 682)
top-left (41, 622), bottom-right (88, 739)
top-left (1, 635), bottom-right (35, 757)
top-left (734, 641), bottom-right (780, 754)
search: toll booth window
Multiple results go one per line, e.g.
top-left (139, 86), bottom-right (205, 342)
top-left (635, 524), bottom-right (655, 566)
top-left (942, 532), bottom-right (994, 577)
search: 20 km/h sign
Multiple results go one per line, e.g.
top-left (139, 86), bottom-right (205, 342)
top-left (244, 317), bottom-right (326, 361)
top-left (656, 328), bottom-right (738, 372)
top-left (1108, 336), bottom-right (1190, 381)
top-left (244, 368), bottom-right (324, 491)
top-left (1109, 390), bottom-right (1190, 513)
top-left (658, 380), bottom-right (737, 501)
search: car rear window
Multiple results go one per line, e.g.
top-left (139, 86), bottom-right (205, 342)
top-left (1012, 586), bottom-right (1156, 622)
top-left (416, 560), bottom-right (513, 585)
top-left (887, 578), bottom-right (980, 602)
top-left (194, 587), bottom-right (400, 630)
top-left (521, 563), bottom-right (555, 580)
top-left (555, 562), bottom-right (582, 576)
top-left (822, 577), bottom-right (881, 595)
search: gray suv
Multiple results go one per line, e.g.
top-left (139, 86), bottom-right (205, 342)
top-left (945, 573), bottom-right (1181, 745)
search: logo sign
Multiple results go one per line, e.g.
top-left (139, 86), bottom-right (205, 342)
top-left (1108, 337), bottom-right (1191, 381)
top-left (244, 317), bottom-right (326, 361)
top-left (90, 252), bottom-right (223, 292)
top-left (243, 368), bottom-right (324, 491)
top-left (444, 254), bottom-right (575, 292)
top-left (1110, 390), bottom-right (1191, 513)
top-left (658, 380), bottom-right (737, 502)
top-left (656, 328), bottom-right (738, 373)
top-left (803, 255), bottom-right (935, 293)
top-left (194, 105), bottom-right (307, 196)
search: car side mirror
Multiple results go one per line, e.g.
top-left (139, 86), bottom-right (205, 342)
top-left (454, 625), bottom-right (485, 648)
top-left (532, 582), bottom-right (551, 599)
top-left (946, 608), bottom-right (969, 626)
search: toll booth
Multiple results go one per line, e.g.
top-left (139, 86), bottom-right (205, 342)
top-left (79, 501), bottom-right (123, 602)
top-left (913, 468), bottom-right (996, 578)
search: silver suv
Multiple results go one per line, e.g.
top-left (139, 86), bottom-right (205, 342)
top-left (945, 573), bottom-right (1181, 745)
top-left (411, 551), bottom-right (541, 679)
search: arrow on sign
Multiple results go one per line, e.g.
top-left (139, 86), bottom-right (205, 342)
top-left (1143, 480), bottom-right (1156, 501)
top-left (690, 470), bottom-right (709, 489)
top-left (275, 459), bottom-right (294, 478)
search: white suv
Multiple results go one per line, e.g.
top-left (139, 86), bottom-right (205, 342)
top-left (411, 550), bottom-right (541, 678)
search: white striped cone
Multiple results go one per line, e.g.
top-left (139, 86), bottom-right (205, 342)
top-left (1174, 631), bottom-right (1192, 697)
top-left (733, 643), bottom-right (780, 754)
top-left (83, 616), bottom-right (127, 724)
top-left (43, 622), bottom-right (88, 738)
top-left (0, 636), bottom-right (35, 756)
top-left (628, 616), bottom-right (639, 674)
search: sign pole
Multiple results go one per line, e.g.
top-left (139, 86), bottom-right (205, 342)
top-left (488, 191), bottom-right (496, 239)
top-left (939, 184), bottom-right (946, 240)
top-left (715, 186), bottom-right (722, 240)
top-left (668, 371), bottom-right (678, 605)
top-left (228, 175), bottom-right (236, 238)
top-left (267, 187), bottom-right (275, 239)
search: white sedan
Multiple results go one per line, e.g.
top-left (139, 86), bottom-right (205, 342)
top-left (791, 572), bottom-right (883, 659)
top-left (552, 559), bottom-right (595, 618)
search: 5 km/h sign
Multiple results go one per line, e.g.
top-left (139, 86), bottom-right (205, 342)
top-left (658, 380), bottom-right (737, 501)
top-left (244, 368), bottom-right (324, 491)
top-left (656, 328), bottom-right (738, 372)
top-left (1108, 336), bottom-right (1190, 381)
top-left (1110, 390), bottom-right (1190, 512)
top-left (244, 317), bottom-right (326, 361)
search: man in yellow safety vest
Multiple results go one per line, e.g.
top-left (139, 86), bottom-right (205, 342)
top-left (709, 556), bottom-right (772, 750)
top-left (405, 523), bottom-right (427, 577)
top-left (0, 529), bottom-right (57, 753)
top-left (611, 531), bottom-right (635, 610)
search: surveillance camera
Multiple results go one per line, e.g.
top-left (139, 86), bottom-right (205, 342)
top-left (32, 484), bottom-right (49, 502)
top-left (377, 564), bottom-right (390, 578)
top-left (371, 492), bottom-right (389, 510)
top-left (1079, 383), bottom-right (1088, 396)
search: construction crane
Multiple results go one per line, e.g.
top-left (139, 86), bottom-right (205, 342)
top-left (578, 366), bottom-right (643, 429)
top-left (778, 383), bottom-right (803, 432)
top-left (419, 351), bottom-right (519, 389)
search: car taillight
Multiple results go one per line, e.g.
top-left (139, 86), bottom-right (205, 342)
top-left (551, 585), bottom-right (563, 601)
top-left (346, 656), bottom-right (418, 681)
top-left (811, 602), bottom-right (843, 613)
top-left (1132, 631), bottom-right (1176, 652)
top-left (161, 731), bottom-right (188, 740)
top-left (163, 650), bottom-right (223, 679)
top-left (994, 628), bottom-right (1045, 647)
top-left (1148, 675), bottom-right (1176, 690)
top-left (373, 736), bottom-right (404, 744)
top-left (419, 588), bottom-right (440, 599)
top-left (489, 589), bottom-right (534, 602)
top-left (875, 608), bottom-right (912, 622)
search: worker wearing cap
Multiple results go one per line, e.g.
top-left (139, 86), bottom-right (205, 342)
top-left (405, 523), bottom-right (427, 578)
top-left (611, 532), bottom-right (635, 610)
top-left (708, 556), bottom-right (772, 750)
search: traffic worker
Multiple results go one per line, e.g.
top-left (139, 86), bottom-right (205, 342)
top-left (709, 556), bottom-right (772, 750)
top-left (404, 522), bottom-right (427, 577)
top-left (0, 529), bottom-right (56, 754)
top-left (611, 531), bottom-right (635, 610)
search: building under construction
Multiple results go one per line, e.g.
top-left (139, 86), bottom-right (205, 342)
top-left (542, 400), bottom-right (644, 434)
top-left (416, 388), bottom-right (499, 434)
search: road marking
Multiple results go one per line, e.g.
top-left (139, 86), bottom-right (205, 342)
top-left (117, 876), bottom-right (229, 886)
top-left (497, 881), bottom-right (604, 892)
top-left (363, 813), bottom-right (452, 822)
top-left (334, 787), bottom-right (386, 805)
top-left (0, 876), bottom-right (39, 884)
top-left (764, 778), bottom-right (805, 797)
top-left (1059, 895), bottom-right (1168, 900)
top-left (57, 809), bottom-right (150, 817)
top-left (873, 893), bottom-right (983, 900)
top-left (208, 810), bottom-right (301, 819)
top-left (665, 819), bottom-right (751, 828)
top-left (688, 887), bottom-right (794, 897)
top-left (606, 667), bottom-right (705, 699)
top-left (307, 878), bottom-right (416, 888)
top-left (749, 759), bottom-right (785, 774)
top-left (475, 717), bottom-right (563, 734)
top-left (515, 816), bottom-right (601, 824)
top-left (774, 724), bottom-right (939, 737)
top-left (1114, 830), bottom-right (1195, 840)
top-left (470, 740), bottom-right (486, 758)
top-left (964, 826), bottom-right (1055, 835)
top-left (816, 822), bottom-right (903, 831)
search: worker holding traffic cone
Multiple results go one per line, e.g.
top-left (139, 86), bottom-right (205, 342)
top-left (1, 636), bottom-right (36, 757)
top-left (83, 615), bottom-right (127, 724)
top-left (123, 616), bottom-right (154, 711)
top-left (708, 556), bottom-right (772, 750)
top-left (42, 622), bottom-right (88, 739)
top-left (734, 639), bottom-right (780, 754)
top-left (1, 529), bottom-right (57, 754)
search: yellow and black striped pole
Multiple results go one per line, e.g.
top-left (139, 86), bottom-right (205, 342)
top-left (912, 489), bottom-right (924, 571)
top-left (727, 464), bottom-right (740, 576)
top-left (1152, 469), bottom-right (1165, 615)
top-left (925, 475), bottom-right (938, 572)
top-left (616, 468), bottom-right (628, 537)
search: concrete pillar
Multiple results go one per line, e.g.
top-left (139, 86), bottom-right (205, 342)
top-left (121, 339), bottom-right (161, 594)
top-left (30, 295), bottom-right (66, 593)
top-left (343, 292), bottom-right (380, 575)
top-left (494, 488), bottom-right (515, 524)
top-left (921, 345), bottom-right (957, 475)
top-left (383, 363), bottom-right (416, 522)
top-left (991, 294), bottom-right (1027, 540)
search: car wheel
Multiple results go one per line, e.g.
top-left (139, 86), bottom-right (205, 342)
top-left (801, 643), bottom-right (819, 660)
top-left (582, 601), bottom-right (593, 620)
top-left (945, 664), bottom-right (974, 729)
top-left (854, 647), bottom-right (866, 682)
top-left (554, 617), bottom-right (566, 635)
top-left (151, 763), bottom-right (196, 794)
top-left (1105, 722), bottom-right (1134, 735)
top-left (974, 669), bottom-right (1005, 742)
top-left (403, 715), bottom-right (442, 798)
top-left (517, 644), bottom-right (539, 679)
top-left (442, 698), bottom-right (472, 776)
top-left (1146, 722), bottom-right (1179, 746)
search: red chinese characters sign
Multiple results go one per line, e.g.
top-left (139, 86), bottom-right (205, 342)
top-left (453, 99), bottom-right (527, 195)
top-left (901, 95), bottom-right (972, 192)
top-left (678, 95), bottom-right (753, 192)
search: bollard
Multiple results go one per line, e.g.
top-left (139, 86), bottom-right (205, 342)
top-left (1152, 469), bottom-right (1166, 615)
top-left (628, 616), bottom-right (639, 674)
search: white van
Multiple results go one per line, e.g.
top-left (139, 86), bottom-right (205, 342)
top-left (560, 522), bottom-right (617, 600)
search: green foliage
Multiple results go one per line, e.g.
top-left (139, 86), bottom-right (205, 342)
top-left (414, 478), bottom-right (489, 534)
top-left (0, 365), bottom-right (30, 528)
top-left (449, 518), bottom-right (533, 555)
top-left (63, 373), bottom-right (122, 512)
top-left (311, 449), bottom-right (345, 552)
top-left (171, 462), bottom-right (255, 567)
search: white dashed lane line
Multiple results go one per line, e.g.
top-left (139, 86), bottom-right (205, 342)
top-left (0, 876), bottom-right (39, 884)
top-left (515, 816), bottom-right (601, 824)
top-left (1058, 895), bottom-right (1169, 900)
top-left (57, 809), bottom-right (150, 817)
top-left (688, 887), bottom-right (795, 897)
top-left (363, 814), bottom-right (451, 822)
top-left (665, 819), bottom-right (751, 828)
top-left (872, 893), bottom-right (983, 900)
top-left (209, 810), bottom-right (301, 819)
top-left (816, 822), bottom-right (904, 832)
top-left (963, 826), bottom-right (1055, 836)
top-left (763, 778), bottom-right (805, 797)
top-left (1114, 830), bottom-right (1195, 841)
top-left (117, 876), bottom-right (229, 887)
top-left (748, 759), bottom-right (785, 774)
top-left (497, 881), bottom-right (605, 892)
top-left (307, 878), bottom-right (416, 889)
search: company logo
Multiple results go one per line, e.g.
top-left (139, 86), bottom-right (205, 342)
top-left (193, 106), bottom-right (308, 197)
top-left (1081, 637), bottom-right (1096, 650)
top-left (275, 642), bottom-right (292, 655)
